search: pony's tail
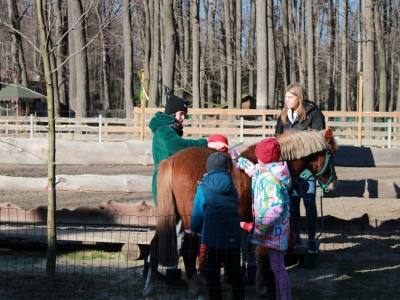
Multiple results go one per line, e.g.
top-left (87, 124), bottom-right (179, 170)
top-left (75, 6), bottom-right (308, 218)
top-left (156, 158), bottom-right (179, 267)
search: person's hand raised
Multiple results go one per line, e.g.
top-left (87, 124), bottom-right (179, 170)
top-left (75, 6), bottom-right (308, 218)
top-left (207, 141), bottom-right (228, 152)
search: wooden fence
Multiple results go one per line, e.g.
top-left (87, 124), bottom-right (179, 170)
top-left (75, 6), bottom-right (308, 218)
top-left (0, 108), bottom-right (399, 147)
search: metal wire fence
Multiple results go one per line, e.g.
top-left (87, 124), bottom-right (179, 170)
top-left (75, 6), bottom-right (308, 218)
top-left (0, 213), bottom-right (399, 299)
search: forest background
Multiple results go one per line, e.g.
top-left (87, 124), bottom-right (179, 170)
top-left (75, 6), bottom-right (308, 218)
top-left (0, 0), bottom-right (399, 118)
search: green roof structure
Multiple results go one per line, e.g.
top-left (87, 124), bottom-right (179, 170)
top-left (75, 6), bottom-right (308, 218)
top-left (0, 83), bottom-right (44, 102)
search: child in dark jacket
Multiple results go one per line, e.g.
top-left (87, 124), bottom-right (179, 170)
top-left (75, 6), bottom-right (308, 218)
top-left (191, 152), bottom-right (244, 300)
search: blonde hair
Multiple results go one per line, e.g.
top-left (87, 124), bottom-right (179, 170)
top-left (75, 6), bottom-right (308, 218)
top-left (281, 83), bottom-right (308, 124)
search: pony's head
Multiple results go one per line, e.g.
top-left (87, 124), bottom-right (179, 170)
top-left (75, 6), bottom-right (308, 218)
top-left (276, 129), bottom-right (338, 191)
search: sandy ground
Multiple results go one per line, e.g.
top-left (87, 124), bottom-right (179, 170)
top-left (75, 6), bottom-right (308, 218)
top-left (0, 164), bottom-right (399, 299)
top-left (1, 164), bottom-right (399, 222)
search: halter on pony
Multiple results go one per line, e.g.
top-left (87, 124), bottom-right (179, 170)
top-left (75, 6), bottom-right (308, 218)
top-left (298, 144), bottom-right (336, 192)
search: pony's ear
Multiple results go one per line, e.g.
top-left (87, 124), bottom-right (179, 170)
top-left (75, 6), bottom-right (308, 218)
top-left (324, 128), bottom-right (333, 143)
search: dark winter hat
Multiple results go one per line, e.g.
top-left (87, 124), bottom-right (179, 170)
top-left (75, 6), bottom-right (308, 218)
top-left (255, 138), bottom-right (281, 164)
top-left (207, 134), bottom-right (229, 152)
top-left (206, 152), bottom-right (229, 172)
top-left (164, 94), bottom-right (188, 115)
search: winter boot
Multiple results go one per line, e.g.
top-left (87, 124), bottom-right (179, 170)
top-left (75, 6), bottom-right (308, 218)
top-left (141, 259), bottom-right (166, 281)
top-left (165, 268), bottom-right (188, 288)
top-left (247, 264), bottom-right (257, 286)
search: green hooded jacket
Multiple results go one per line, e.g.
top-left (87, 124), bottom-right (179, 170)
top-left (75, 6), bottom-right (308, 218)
top-left (149, 111), bottom-right (208, 205)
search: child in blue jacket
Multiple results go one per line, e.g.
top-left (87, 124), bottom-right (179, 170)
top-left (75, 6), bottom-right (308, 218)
top-left (191, 152), bottom-right (244, 300)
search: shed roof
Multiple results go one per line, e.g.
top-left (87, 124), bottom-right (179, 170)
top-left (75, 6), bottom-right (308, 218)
top-left (0, 83), bottom-right (44, 102)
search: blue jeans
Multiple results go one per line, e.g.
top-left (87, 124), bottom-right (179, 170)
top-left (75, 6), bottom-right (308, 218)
top-left (290, 175), bottom-right (317, 243)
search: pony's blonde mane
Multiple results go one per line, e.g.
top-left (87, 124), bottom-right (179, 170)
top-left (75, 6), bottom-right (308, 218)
top-left (276, 130), bottom-right (327, 160)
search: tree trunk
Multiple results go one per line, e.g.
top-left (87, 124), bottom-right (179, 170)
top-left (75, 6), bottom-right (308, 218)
top-left (248, 0), bottom-right (255, 97)
top-left (267, 1), bottom-right (276, 108)
top-left (37, 0), bottom-right (57, 283)
top-left (68, 0), bottom-right (76, 115)
top-left (326, 0), bottom-right (335, 111)
top-left (223, 0), bottom-right (234, 110)
top-left (235, 0), bottom-right (242, 108)
top-left (306, 0), bottom-right (314, 101)
top-left (281, 0), bottom-right (290, 87)
top-left (363, 0), bottom-right (375, 114)
top-left (256, 1), bottom-right (267, 109)
top-left (192, 0), bottom-right (200, 108)
top-left (315, 2), bottom-right (322, 107)
top-left (55, 0), bottom-right (68, 111)
top-left (70, 0), bottom-right (89, 117)
top-left (374, 0), bottom-right (387, 112)
top-left (7, 0), bottom-right (28, 86)
top-left (149, 0), bottom-right (160, 107)
top-left (341, 0), bottom-right (348, 112)
top-left (122, 0), bottom-right (134, 117)
top-left (142, 0), bottom-right (151, 105)
top-left (96, 4), bottom-right (110, 112)
top-left (162, 0), bottom-right (176, 105)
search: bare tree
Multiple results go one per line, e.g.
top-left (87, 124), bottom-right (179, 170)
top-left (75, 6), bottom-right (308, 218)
top-left (236, 0), bottom-right (242, 108)
top-left (248, 0), bottom-right (255, 97)
top-left (7, 0), bottom-right (28, 86)
top-left (162, 0), bottom-right (176, 104)
top-left (374, 0), bottom-right (387, 112)
top-left (223, 0), bottom-right (234, 109)
top-left (281, 0), bottom-right (290, 87)
top-left (267, 1), bottom-right (276, 107)
top-left (341, 0), bottom-right (348, 112)
top-left (143, 0), bottom-right (152, 103)
top-left (69, 0), bottom-right (89, 117)
top-left (192, 0), bottom-right (200, 108)
top-left (363, 0), bottom-right (375, 114)
top-left (256, 1), bottom-right (267, 109)
top-left (306, 0), bottom-right (314, 101)
top-left (123, 0), bottom-right (134, 118)
top-left (149, 0), bottom-right (159, 107)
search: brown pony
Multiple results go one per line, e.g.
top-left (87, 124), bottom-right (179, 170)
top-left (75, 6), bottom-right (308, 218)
top-left (143, 129), bottom-right (338, 299)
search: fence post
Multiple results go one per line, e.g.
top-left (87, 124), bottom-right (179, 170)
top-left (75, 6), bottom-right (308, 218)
top-left (357, 72), bottom-right (363, 147)
top-left (30, 114), bottom-right (33, 139)
top-left (240, 117), bottom-right (244, 142)
top-left (388, 118), bottom-right (392, 148)
top-left (99, 114), bottom-right (102, 142)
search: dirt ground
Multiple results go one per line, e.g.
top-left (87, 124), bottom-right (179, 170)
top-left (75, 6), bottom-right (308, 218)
top-left (1, 164), bottom-right (399, 221)
top-left (0, 164), bottom-right (399, 299)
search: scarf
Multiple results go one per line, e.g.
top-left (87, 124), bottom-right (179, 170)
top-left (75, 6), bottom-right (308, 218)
top-left (169, 120), bottom-right (184, 136)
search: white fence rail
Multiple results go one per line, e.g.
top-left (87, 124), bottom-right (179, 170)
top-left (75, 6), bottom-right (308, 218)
top-left (0, 108), bottom-right (399, 147)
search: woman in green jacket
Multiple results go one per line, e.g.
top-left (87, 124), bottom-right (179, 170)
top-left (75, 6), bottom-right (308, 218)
top-left (143, 94), bottom-right (227, 287)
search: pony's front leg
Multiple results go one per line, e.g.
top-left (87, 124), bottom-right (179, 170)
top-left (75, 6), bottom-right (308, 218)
top-left (182, 233), bottom-right (207, 299)
top-left (143, 236), bottom-right (159, 300)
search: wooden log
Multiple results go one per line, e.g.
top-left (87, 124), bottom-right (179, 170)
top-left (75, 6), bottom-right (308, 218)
top-left (121, 243), bottom-right (149, 261)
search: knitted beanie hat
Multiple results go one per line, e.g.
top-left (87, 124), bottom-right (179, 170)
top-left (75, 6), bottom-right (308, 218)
top-left (207, 134), bottom-right (228, 152)
top-left (164, 94), bottom-right (188, 115)
top-left (255, 138), bottom-right (281, 164)
top-left (206, 152), bottom-right (229, 172)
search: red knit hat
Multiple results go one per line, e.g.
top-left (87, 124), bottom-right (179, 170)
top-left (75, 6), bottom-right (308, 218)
top-left (255, 138), bottom-right (281, 163)
top-left (207, 134), bottom-right (228, 152)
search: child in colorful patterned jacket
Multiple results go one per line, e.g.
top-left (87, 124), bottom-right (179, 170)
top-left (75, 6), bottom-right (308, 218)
top-left (232, 138), bottom-right (292, 300)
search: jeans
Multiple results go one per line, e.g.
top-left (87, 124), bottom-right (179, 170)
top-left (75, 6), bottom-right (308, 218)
top-left (290, 175), bottom-right (317, 243)
top-left (240, 228), bottom-right (257, 266)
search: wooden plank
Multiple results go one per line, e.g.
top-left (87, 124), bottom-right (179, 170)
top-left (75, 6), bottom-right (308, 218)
top-left (0, 138), bottom-right (153, 165)
top-left (0, 174), bottom-right (152, 192)
top-left (0, 200), bottom-right (158, 227)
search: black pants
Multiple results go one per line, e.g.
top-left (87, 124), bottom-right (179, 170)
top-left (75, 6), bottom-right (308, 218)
top-left (261, 252), bottom-right (277, 299)
top-left (206, 246), bottom-right (244, 300)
